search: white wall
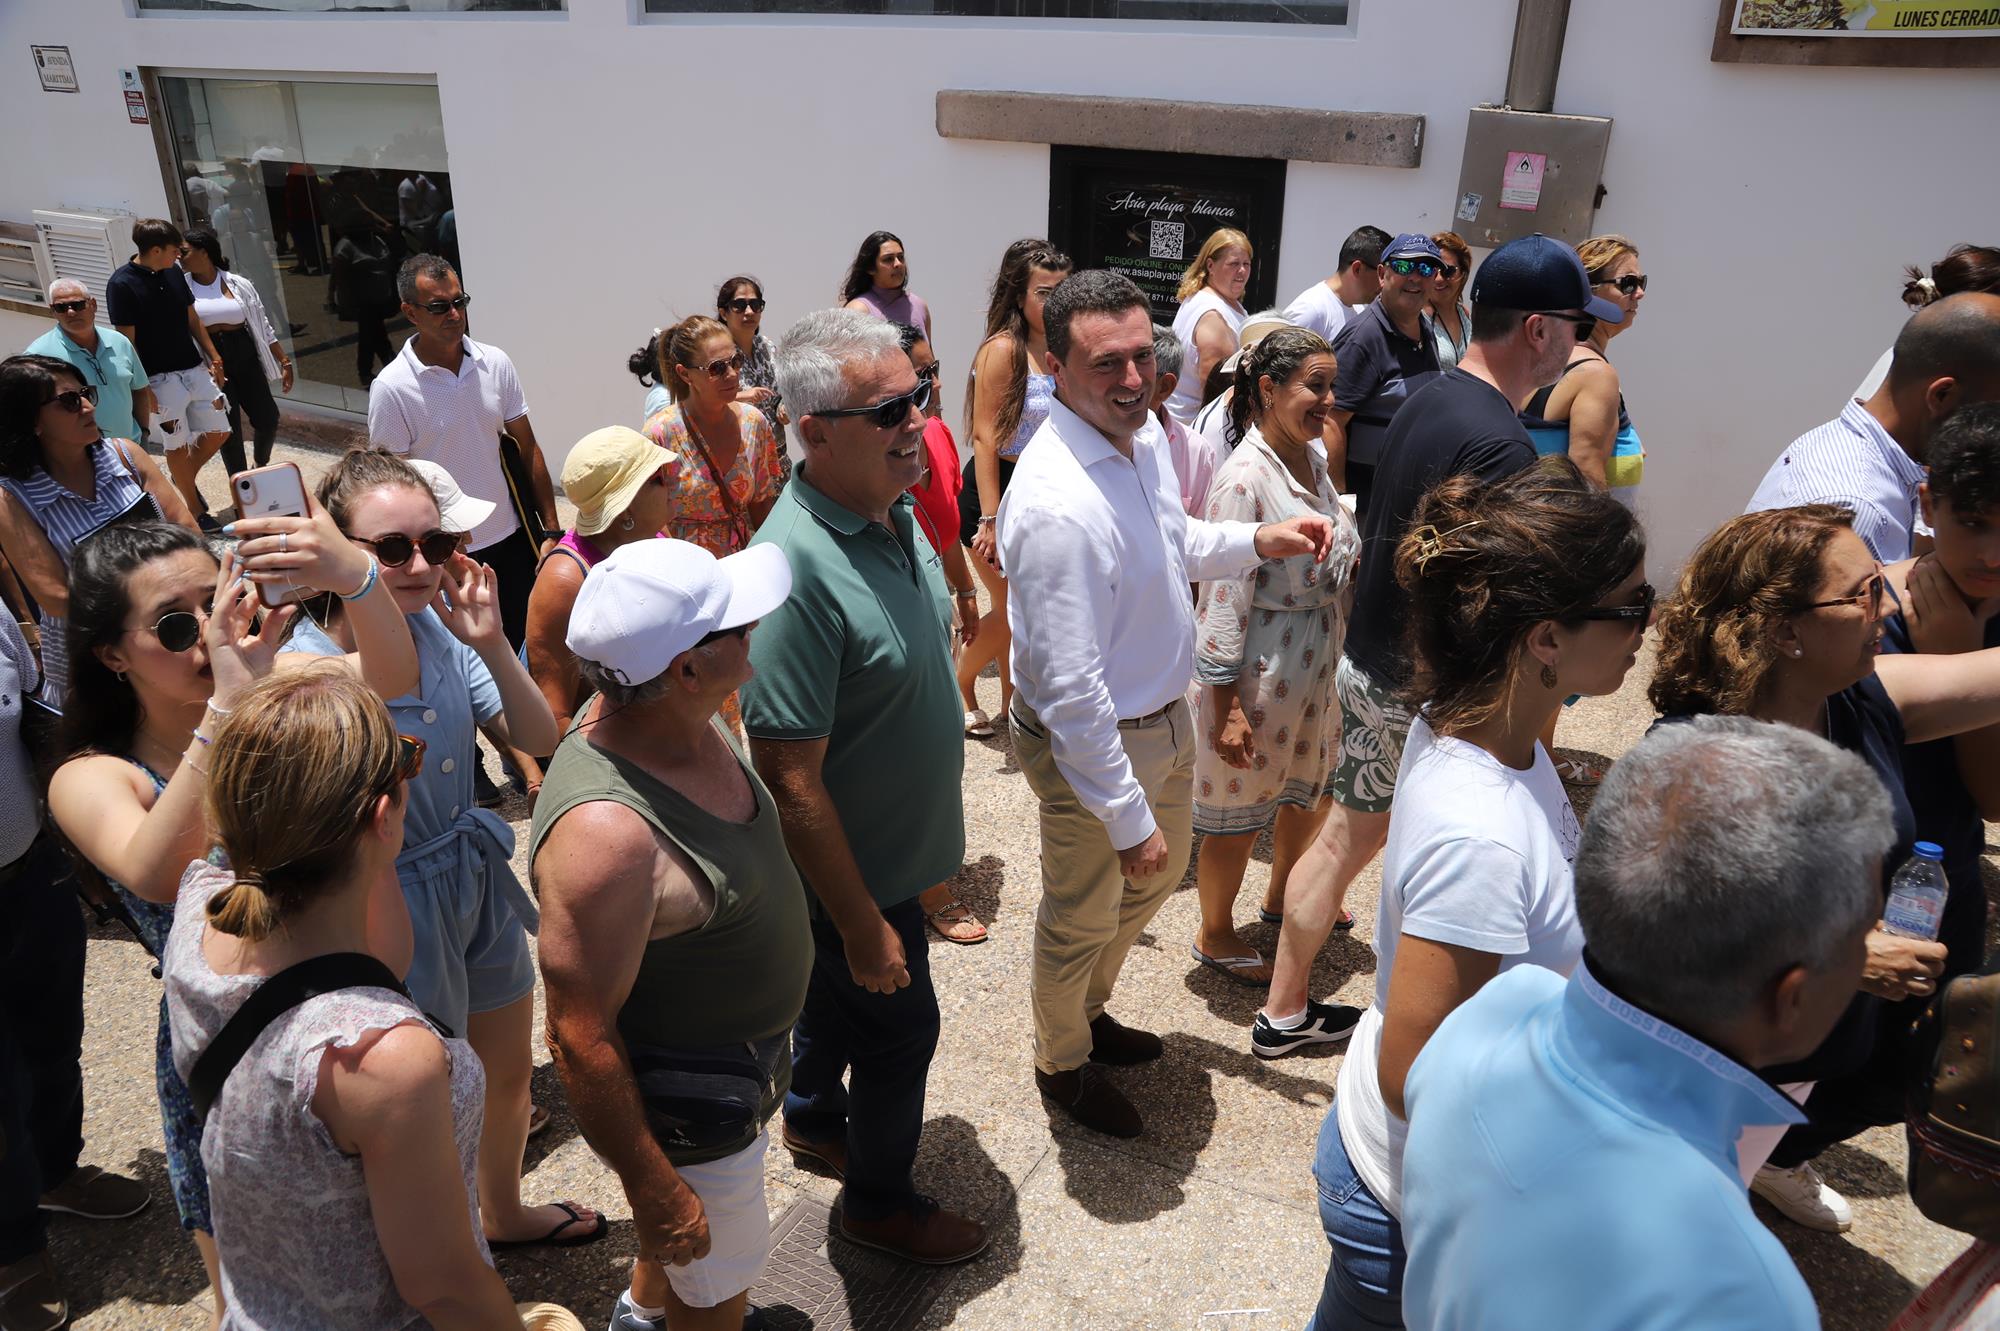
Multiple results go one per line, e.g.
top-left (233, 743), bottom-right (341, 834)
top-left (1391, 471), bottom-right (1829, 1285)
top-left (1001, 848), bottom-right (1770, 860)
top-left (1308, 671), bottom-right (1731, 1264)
top-left (2, 0), bottom-right (1992, 572)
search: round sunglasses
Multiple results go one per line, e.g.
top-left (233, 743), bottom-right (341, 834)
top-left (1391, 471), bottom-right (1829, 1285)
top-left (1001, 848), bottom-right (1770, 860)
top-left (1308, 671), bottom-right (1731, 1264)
top-left (353, 529), bottom-right (465, 569)
top-left (812, 377), bottom-right (935, 429)
top-left (126, 604), bottom-right (212, 654)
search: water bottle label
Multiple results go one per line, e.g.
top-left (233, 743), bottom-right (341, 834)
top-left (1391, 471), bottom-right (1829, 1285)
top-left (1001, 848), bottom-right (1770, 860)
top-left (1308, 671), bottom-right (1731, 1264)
top-left (1882, 893), bottom-right (1944, 941)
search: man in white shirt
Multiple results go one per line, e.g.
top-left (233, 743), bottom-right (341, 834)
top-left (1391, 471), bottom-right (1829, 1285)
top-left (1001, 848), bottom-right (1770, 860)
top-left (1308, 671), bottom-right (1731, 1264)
top-left (1281, 224), bottom-right (1390, 343)
top-left (367, 253), bottom-right (559, 651)
top-left (999, 271), bottom-right (1334, 1138)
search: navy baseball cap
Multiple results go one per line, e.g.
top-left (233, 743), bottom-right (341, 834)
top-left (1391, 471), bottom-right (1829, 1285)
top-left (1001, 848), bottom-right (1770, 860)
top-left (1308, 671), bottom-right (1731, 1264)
top-left (1379, 232), bottom-right (1445, 266)
top-left (1469, 234), bottom-right (1624, 323)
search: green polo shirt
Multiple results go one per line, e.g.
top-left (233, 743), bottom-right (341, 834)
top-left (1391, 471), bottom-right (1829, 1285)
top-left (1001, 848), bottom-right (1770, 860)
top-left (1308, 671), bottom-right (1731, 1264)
top-left (26, 325), bottom-right (148, 444)
top-left (741, 466), bottom-right (964, 909)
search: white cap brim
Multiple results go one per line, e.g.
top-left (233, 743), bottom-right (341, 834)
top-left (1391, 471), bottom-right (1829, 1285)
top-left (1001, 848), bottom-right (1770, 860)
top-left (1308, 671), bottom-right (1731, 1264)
top-left (438, 490), bottom-right (497, 535)
top-left (714, 543), bottom-right (793, 632)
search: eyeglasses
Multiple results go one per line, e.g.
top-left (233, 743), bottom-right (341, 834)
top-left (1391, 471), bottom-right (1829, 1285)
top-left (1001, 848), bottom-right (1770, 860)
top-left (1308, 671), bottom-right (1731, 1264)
top-left (353, 529), bottom-right (465, 569)
top-left (916, 361), bottom-right (942, 383)
top-left (696, 622), bottom-right (751, 648)
top-left (1535, 311), bottom-right (1598, 341)
top-left (414, 294), bottom-right (472, 316)
top-left (723, 298), bottom-right (767, 314)
top-left (1567, 582), bottom-right (1655, 626)
top-left (392, 733), bottom-right (426, 783)
top-left (1595, 273), bottom-right (1649, 296)
top-left (1802, 569), bottom-right (1886, 614)
top-left (51, 299), bottom-right (90, 315)
top-left (46, 384), bottom-right (99, 414)
top-left (1438, 265), bottom-right (1461, 280)
top-left (811, 377), bottom-right (935, 429)
top-left (125, 604), bottom-right (211, 654)
top-left (1386, 257), bottom-right (1441, 278)
top-left (686, 351), bottom-right (746, 381)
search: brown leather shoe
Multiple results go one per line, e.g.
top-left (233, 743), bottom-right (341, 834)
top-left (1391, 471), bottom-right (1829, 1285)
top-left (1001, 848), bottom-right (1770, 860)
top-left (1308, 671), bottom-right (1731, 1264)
top-left (1036, 1064), bottom-right (1143, 1138)
top-left (38, 1165), bottom-right (148, 1220)
top-left (0, 1252), bottom-right (66, 1331)
top-left (1088, 1012), bottom-right (1164, 1065)
top-left (781, 1123), bottom-right (847, 1180)
top-left (837, 1201), bottom-right (988, 1265)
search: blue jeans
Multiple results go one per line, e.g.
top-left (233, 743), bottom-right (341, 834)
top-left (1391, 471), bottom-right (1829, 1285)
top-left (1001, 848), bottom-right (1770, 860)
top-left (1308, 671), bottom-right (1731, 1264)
top-left (1307, 1104), bottom-right (1407, 1331)
top-left (782, 898), bottom-right (939, 1222)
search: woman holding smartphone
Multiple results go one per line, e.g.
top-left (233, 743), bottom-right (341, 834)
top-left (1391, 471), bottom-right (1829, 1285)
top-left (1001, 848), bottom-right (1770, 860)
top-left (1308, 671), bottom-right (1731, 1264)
top-left (48, 511), bottom-right (415, 1322)
top-left (283, 448), bottom-right (601, 1252)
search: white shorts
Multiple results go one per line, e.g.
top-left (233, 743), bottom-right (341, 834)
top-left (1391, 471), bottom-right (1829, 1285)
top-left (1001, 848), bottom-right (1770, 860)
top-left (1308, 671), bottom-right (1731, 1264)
top-left (663, 1131), bottom-right (773, 1309)
top-left (149, 365), bottom-right (228, 450)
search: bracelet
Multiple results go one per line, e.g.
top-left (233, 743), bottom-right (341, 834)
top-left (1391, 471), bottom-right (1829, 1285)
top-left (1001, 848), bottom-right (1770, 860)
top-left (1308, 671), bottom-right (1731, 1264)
top-left (183, 751), bottom-right (208, 776)
top-left (976, 515), bottom-right (997, 527)
top-left (203, 698), bottom-right (232, 717)
top-left (338, 555), bottom-right (380, 602)
top-left (190, 728), bottom-right (214, 747)
top-left (953, 588), bottom-right (978, 599)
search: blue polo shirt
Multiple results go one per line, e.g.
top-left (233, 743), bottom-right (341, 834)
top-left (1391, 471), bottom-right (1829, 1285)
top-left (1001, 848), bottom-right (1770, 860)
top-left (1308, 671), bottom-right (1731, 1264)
top-left (1402, 963), bottom-right (1818, 1331)
top-left (1329, 299), bottom-right (1441, 467)
top-left (25, 325), bottom-right (149, 444)
top-left (740, 466), bottom-right (964, 909)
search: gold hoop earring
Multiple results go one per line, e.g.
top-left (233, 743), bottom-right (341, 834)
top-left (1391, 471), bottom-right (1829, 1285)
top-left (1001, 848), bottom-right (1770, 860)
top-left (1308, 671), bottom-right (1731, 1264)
top-left (1540, 663), bottom-right (1559, 689)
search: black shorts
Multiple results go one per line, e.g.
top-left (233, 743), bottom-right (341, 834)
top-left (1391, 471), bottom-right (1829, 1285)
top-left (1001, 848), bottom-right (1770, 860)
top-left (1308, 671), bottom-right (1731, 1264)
top-left (957, 455), bottom-right (1016, 547)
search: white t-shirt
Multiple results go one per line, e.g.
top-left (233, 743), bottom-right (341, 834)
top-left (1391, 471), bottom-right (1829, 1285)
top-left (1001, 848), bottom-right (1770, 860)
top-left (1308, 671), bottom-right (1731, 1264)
top-left (1167, 288), bottom-right (1248, 423)
top-left (1282, 281), bottom-right (1365, 344)
top-left (185, 271), bottom-right (247, 329)
top-left (1334, 716), bottom-right (1584, 1217)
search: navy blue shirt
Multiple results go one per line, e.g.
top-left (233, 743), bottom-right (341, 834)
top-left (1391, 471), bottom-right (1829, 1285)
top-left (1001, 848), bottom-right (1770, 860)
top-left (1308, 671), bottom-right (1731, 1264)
top-left (1330, 299), bottom-right (1441, 467)
top-left (104, 261), bottom-right (201, 375)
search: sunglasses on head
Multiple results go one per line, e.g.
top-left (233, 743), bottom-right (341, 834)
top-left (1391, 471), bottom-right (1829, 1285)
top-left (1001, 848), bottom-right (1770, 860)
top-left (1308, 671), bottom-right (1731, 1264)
top-left (46, 384), bottom-right (99, 414)
top-left (723, 297), bottom-right (767, 314)
top-left (126, 604), bottom-right (212, 654)
top-left (1386, 257), bottom-right (1441, 278)
top-left (1535, 311), bottom-right (1598, 342)
top-left (354, 529), bottom-right (464, 569)
top-left (1567, 582), bottom-right (1655, 625)
top-left (414, 294), bottom-right (472, 316)
top-left (812, 377), bottom-right (935, 429)
top-left (1595, 272), bottom-right (1648, 296)
top-left (51, 299), bottom-right (90, 315)
top-left (392, 733), bottom-right (426, 783)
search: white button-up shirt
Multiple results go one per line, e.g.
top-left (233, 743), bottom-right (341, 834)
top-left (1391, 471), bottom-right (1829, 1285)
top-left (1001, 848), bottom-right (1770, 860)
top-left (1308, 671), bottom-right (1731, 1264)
top-left (1746, 398), bottom-right (1927, 561)
top-left (999, 396), bottom-right (1260, 848)
top-left (367, 335), bottom-right (528, 551)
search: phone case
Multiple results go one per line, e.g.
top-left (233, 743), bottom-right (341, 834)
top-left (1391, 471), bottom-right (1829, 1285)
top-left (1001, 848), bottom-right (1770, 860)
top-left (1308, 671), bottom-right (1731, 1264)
top-left (230, 463), bottom-right (310, 605)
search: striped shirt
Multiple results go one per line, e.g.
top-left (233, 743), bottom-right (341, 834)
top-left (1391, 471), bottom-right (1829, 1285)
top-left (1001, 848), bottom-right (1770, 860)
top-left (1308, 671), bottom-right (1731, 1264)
top-left (0, 441), bottom-right (159, 711)
top-left (367, 336), bottom-right (528, 552)
top-left (1745, 399), bottom-right (1926, 561)
top-left (0, 613), bottom-right (41, 865)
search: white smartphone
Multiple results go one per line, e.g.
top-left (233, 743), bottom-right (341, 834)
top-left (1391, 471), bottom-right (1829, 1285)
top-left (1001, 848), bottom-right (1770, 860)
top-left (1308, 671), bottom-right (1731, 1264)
top-left (230, 462), bottom-right (310, 605)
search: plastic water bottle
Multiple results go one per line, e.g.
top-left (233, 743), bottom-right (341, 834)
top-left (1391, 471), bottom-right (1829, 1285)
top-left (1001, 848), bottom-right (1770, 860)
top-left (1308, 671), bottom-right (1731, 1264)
top-left (1882, 842), bottom-right (1949, 941)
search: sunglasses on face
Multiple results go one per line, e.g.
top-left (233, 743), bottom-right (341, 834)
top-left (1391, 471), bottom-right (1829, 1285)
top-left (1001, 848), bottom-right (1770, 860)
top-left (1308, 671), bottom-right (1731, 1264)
top-left (1438, 265), bottom-right (1461, 280)
top-left (414, 294), bottom-right (472, 316)
top-left (354, 529), bottom-right (464, 569)
top-left (126, 604), bottom-right (212, 654)
top-left (1386, 257), bottom-right (1441, 278)
top-left (696, 622), bottom-right (751, 648)
top-left (688, 351), bottom-right (745, 380)
top-left (723, 298), bottom-right (766, 314)
top-left (916, 361), bottom-right (941, 383)
top-left (1535, 311), bottom-right (1598, 341)
top-left (1596, 273), bottom-right (1649, 296)
top-left (1567, 582), bottom-right (1655, 626)
top-left (51, 300), bottom-right (90, 315)
top-left (1802, 569), bottom-right (1886, 614)
top-left (812, 377), bottom-right (936, 429)
top-left (46, 384), bottom-right (99, 414)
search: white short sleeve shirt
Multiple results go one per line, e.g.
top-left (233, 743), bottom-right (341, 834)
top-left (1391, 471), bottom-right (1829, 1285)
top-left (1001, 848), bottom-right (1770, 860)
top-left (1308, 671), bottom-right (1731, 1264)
top-left (367, 336), bottom-right (528, 551)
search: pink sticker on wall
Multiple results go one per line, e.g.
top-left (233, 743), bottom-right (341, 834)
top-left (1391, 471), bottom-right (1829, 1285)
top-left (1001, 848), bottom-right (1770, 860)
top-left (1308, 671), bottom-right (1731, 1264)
top-left (1500, 152), bottom-right (1547, 211)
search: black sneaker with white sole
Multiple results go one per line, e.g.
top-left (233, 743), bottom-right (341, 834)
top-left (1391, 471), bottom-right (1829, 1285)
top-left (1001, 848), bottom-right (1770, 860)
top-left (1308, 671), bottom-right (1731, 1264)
top-left (1251, 1001), bottom-right (1362, 1059)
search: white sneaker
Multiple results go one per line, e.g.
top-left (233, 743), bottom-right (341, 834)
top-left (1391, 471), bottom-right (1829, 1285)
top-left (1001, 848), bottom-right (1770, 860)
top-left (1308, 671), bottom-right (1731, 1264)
top-left (1751, 1162), bottom-right (1853, 1232)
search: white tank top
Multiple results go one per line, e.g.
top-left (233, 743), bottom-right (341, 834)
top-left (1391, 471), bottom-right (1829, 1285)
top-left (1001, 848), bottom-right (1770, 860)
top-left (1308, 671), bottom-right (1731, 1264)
top-left (1166, 288), bottom-right (1247, 423)
top-left (186, 271), bottom-right (247, 328)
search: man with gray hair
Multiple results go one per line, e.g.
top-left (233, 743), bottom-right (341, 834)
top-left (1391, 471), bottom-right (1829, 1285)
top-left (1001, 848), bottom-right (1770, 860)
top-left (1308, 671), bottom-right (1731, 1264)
top-left (740, 309), bottom-right (987, 1265)
top-left (1398, 716), bottom-right (1892, 1330)
top-left (26, 279), bottom-right (152, 447)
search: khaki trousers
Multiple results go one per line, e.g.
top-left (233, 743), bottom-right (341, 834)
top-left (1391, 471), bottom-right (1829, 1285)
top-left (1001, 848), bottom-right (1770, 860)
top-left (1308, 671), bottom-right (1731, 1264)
top-left (1012, 698), bottom-right (1195, 1075)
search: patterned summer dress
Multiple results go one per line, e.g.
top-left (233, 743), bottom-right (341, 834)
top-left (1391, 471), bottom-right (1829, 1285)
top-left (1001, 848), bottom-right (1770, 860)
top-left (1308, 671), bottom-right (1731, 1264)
top-left (642, 401), bottom-right (786, 557)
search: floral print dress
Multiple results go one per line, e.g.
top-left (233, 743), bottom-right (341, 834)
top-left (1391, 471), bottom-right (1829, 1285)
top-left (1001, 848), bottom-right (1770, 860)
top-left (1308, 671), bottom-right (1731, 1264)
top-left (643, 401), bottom-right (786, 557)
top-left (1191, 427), bottom-right (1361, 835)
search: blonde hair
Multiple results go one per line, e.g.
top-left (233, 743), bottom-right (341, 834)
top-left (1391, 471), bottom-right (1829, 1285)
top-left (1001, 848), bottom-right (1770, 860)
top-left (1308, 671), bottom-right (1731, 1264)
top-left (1577, 234), bottom-right (1640, 284)
top-left (204, 663), bottom-right (402, 942)
top-left (657, 315), bottom-right (733, 405)
top-left (1177, 228), bottom-right (1253, 302)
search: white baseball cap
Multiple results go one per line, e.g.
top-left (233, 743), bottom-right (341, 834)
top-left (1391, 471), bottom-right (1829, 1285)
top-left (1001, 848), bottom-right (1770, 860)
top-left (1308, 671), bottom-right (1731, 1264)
top-left (567, 538), bottom-right (792, 686)
top-left (406, 458), bottom-right (497, 536)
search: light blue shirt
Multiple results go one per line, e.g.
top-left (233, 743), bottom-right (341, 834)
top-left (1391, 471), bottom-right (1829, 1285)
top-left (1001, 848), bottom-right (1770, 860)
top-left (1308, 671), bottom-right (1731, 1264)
top-left (1402, 963), bottom-right (1818, 1331)
top-left (1746, 398), bottom-right (1925, 562)
top-left (26, 325), bottom-right (149, 444)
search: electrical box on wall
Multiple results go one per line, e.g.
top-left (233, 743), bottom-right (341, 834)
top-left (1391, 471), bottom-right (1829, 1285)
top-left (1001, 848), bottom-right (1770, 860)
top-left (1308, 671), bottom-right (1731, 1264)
top-left (1452, 107), bottom-right (1611, 249)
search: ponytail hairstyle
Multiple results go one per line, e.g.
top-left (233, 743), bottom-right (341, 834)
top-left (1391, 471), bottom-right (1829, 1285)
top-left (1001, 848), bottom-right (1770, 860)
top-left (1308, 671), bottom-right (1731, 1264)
top-left (628, 331), bottom-right (660, 387)
top-left (297, 447), bottom-right (441, 624)
top-left (965, 238), bottom-right (1073, 447)
top-left (1176, 228), bottom-right (1253, 303)
top-left (656, 315), bottom-right (732, 405)
top-left (1396, 456), bottom-right (1644, 734)
top-left (1902, 244), bottom-right (2000, 309)
top-left (840, 231), bottom-right (904, 305)
top-left (204, 661), bottom-right (403, 943)
top-left (1226, 328), bottom-right (1333, 448)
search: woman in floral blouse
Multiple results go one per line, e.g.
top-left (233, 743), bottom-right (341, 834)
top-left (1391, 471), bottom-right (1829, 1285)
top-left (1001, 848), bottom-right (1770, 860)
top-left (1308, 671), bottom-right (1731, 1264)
top-left (643, 314), bottom-right (785, 557)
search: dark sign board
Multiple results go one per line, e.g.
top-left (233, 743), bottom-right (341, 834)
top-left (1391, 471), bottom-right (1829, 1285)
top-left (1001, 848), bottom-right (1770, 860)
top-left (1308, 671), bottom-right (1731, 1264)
top-left (1049, 145), bottom-right (1287, 325)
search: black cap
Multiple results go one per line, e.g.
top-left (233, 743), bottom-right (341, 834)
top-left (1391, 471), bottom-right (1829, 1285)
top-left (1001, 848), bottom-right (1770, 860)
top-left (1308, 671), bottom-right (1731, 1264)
top-left (1470, 234), bottom-right (1624, 324)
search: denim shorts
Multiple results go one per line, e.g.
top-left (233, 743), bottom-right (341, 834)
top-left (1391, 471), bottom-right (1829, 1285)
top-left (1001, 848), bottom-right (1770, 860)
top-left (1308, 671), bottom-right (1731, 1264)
top-left (1308, 1105), bottom-right (1408, 1331)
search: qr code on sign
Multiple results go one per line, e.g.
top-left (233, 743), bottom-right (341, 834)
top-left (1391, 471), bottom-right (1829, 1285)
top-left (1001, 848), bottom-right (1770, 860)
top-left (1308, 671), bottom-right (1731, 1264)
top-left (1150, 221), bottom-right (1186, 261)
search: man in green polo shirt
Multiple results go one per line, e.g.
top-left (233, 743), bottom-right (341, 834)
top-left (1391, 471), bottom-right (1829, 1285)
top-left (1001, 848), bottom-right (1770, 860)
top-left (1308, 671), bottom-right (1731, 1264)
top-left (741, 308), bottom-right (986, 1268)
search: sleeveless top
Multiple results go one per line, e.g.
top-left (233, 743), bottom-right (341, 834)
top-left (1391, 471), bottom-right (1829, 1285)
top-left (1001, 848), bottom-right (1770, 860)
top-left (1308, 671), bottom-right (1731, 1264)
top-left (1004, 371), bottom-right (1057, 459)
top-left (1167, 287), bottom-right (1249, 422)
top-left (851, 286), bottom-right (931, 338)
top-left (163, 863), bottom-right (489, 1331)
top-left (0, 440), bottom-right (160, 711)
top-left (1521, 358), bottom-right (1644, 494)
top-left (529, 720), bottom-right (812, 1137)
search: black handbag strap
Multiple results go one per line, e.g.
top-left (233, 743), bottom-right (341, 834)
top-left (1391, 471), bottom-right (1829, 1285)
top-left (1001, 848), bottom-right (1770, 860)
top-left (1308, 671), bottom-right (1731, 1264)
top-left (188, 952), bottom-right (420, 1122)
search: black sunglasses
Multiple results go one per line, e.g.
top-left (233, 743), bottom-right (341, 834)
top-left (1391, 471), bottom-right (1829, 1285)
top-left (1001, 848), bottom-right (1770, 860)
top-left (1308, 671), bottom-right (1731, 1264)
top-left (696, 622), bottom-right (751, 648)
top-left (1595, 272), bottom-right (1648, 296)
top-left (723, 297), bottom-right (767, 314)
top-left (1386, 257), bottom-right (1440, 278)
top-left (46, 384), bottom-right (99, 414)
top-left (354, 529), bottom-right (464, 569)
top-left (1438, 265), bottom-right (1461, 280)
top-left (1567, 582), bottom-right (1655, 625)
top-left (51, 299), bottom-right (90, 315)
top-left (414, 294), bottom-right (472, 316)
top-left (126, 604), bottom-right (211, 654)
top-left (1535, 311), bottom-right (1598, 341)
top-left (916, 361), bottom-right (942, 383)
top-left (813, 377), bottom-right (935, 429)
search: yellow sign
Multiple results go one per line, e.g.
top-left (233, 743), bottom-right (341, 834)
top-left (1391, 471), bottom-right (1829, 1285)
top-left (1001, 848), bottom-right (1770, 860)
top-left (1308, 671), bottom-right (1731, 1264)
top-left (1734, 0), bottom-right (2000, 35)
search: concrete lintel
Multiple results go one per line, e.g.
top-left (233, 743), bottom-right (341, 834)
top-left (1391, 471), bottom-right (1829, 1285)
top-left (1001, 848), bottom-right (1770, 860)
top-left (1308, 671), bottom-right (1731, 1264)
top-left (936, 89), bottom-right (1423, 168)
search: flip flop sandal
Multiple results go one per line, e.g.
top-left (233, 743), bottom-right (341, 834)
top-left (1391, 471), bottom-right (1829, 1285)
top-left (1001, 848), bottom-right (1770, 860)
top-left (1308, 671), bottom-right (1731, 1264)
top-left (528, 1103), bottom-right (552, 1139)
top-left (1554, 757), bottom-right (1605, 787)
top-left (1258, 908), bottom-right (1354, 931)
top-left (488, 1201), bottom-right (607, 1251)
top-left (963, 708), bottom-right (996, 739)
top-left (1191, 944), bottom-right (1272, 987)
top-left (925, 900), bottom-right (989, 944)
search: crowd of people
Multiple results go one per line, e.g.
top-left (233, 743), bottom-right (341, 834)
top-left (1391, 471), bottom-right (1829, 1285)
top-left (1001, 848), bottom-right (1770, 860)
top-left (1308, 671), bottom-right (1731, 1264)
top-left (0, 210), bottom-right (1995, 1331)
